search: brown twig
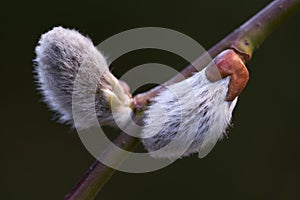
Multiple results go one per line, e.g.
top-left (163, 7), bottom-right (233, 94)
top-left (65, 0), bottom-right (300, 199)
top-left (64, 132), bottom-right (139, 200)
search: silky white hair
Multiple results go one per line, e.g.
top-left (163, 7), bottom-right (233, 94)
top-left (34, 27), bottom-right (132, 129)
top-left (141, 69), bottom-right (237, 159)
top-left (34, 27), bottom-right (238, 159)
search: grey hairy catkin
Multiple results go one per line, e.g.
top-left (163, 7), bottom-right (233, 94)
top-left (34, 27), bottom-right (242, 159)
top-left (34, 27), bottom-right (132, 129)
top-left (142, 69), bottom-right (237, 159)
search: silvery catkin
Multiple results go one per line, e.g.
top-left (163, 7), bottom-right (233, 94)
top-left (141, 50), bottom-right (249, 159)
top-left (34, 27), bottom-right (132, 130)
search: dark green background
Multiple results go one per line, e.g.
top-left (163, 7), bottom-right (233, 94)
top-left (1, 0), bottom-right (300, 199)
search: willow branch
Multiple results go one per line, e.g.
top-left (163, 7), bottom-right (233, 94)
top-left (64, 132), bottom-right (139, 200)
top-left (65, 0), bottom-right (300, 199)
top-left (135, 0), bottom-right (300, 105)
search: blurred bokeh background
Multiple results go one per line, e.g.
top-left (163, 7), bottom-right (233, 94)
top-left (1, 0), bottom-right (300, 199)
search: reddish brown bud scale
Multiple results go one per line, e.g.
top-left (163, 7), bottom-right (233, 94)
top-left (205, 49), bottom-right (249, 101)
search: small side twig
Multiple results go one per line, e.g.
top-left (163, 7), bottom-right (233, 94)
top-left (65, 0), bottom-right (300, 199)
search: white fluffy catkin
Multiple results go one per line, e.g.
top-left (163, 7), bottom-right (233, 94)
top-left (141, 68), bottom-right (237, 159)
top-left (34, 27), bottom-right (132, 129)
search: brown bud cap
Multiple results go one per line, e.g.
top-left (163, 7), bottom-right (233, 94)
top-left (205, 49), bottom-right (249, 101)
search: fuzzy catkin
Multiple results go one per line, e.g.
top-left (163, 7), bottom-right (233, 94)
top-left (141, 68), bottom-right (237, 159)
top-left (35, 27), bottom-right (238, 159)
top-left (34, 27), bottom-right (132, 129)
